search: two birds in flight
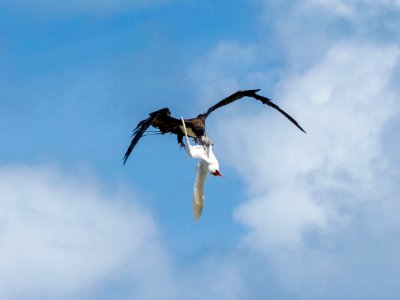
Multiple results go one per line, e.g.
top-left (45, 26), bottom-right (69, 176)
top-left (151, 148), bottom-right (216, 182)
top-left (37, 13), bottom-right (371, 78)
top-left (123, 89), bottom-right (305, 219)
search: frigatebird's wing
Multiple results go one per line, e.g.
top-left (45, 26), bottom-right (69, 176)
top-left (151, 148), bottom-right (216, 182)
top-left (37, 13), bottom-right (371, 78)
top-left (203, 89), bottom-right (260, 118)
top-left (193, 160), bottom-right (208, 220)
top-left (250, 93), bottom-right (306, 133)
top-left (123, 108), bottom-right (170, 164)
top-left (123, 116), bottom-right (155, 164)
top-left (203, 89), bottom-right (306, 133)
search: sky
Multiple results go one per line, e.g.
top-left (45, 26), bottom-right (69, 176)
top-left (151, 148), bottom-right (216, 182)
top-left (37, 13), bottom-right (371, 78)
top-left (1, 0), bottom-right (400, 299)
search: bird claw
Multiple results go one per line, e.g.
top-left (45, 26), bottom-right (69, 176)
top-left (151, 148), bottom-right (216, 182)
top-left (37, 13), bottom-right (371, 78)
top-left (180, 142), bottom-right (187, 150)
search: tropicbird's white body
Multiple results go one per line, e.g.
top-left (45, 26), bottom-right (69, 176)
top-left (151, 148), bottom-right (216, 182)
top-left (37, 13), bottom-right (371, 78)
top-left (180, 118), bottom-right (221, 220)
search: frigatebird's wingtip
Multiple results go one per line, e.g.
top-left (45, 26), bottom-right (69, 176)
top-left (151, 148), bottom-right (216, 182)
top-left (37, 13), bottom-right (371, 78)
top-left (237, 89), bottom-right (261, 98)
top-left (247, 88), bottom-right (261, 93)
top-left (297, 123), bottom-right (307, 134)
top-left (122, 152), bottom-right (131, 165)
top-left (293, 121), bottom-right (307, 134)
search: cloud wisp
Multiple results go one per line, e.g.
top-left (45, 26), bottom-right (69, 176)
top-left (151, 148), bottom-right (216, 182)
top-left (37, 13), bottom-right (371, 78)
top-left (307, 0), bottom-right (400, 19)
top-left (0, 164), bottom-right (178, 299)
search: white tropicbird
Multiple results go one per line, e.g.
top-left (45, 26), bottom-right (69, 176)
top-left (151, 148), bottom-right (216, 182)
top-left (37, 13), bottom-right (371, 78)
top-left (180, 118), bottom-right (222, 220)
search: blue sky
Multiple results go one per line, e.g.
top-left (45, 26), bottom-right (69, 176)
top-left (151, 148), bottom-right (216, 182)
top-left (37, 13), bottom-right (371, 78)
top-left (1, 0), bottom-right (400, 299)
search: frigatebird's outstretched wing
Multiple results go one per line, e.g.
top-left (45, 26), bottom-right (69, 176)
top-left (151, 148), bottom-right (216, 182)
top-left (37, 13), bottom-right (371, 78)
top-left (203, 89), bottom-right (260, 118)
top-left (123, 108), bottom-right (170, 164)
top-left (250, 93), bottom-right (306, 133)
top-left (123, 116), bottom-right (154, 165)
top-left (202, 89), bottom-right (306, 133)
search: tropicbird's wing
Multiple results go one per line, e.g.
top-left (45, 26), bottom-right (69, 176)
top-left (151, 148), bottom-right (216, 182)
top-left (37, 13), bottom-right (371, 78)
top-left (181, 117), bottom-right (211, 219)
top-left (193, 159), bottom-right (208, 220)
top-left (181, 117), bottom-right (208, 160)
top-left (188, 145), bottom-right (208, 160)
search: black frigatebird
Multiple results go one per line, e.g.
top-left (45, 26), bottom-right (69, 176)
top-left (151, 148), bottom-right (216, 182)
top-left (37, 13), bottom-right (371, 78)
top-left (123, 89), bottom-right (305, 164)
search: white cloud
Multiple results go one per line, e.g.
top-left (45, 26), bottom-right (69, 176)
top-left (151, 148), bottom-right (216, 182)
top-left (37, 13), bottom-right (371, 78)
top-left (0, 164), bottom-right (254, 300)
top-left (308, 0), bottom-right (400, 18)
top-left (252, 0), bottom-right (400, 73)
top-left (0, 164), bottom-right (177, 299)
top-left (211, 41), bottom-right (400, 297)
top-left (188, 1), bottom-right (400, 296)
top-left (257, 0), bottom-right (400, 21)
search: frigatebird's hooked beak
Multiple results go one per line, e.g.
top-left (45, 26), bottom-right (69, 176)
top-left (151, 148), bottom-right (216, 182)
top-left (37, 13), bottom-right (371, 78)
top-left (212, 170), bottom-right (222, 176)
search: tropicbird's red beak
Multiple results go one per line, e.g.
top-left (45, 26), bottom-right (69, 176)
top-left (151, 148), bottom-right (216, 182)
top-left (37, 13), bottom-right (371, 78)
top-left (212, 170), bottom-right (222, 176)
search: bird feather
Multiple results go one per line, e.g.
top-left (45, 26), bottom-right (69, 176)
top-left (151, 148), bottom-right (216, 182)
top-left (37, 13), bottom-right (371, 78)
top-left (193, 160), bottom-right (208, 220)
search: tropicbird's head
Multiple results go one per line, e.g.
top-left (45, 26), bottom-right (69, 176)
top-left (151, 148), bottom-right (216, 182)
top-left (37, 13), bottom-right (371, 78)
top-left (208, 163), bottom-right (222, 176)
top-left (200, 135), bottom-right (222, 176)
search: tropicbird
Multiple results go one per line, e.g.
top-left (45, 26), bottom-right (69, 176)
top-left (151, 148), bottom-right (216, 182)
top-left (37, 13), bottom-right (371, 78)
top-left (123, 89), bottom-right (305, 164)
top-left (181, 117), bottom-right (221, 220)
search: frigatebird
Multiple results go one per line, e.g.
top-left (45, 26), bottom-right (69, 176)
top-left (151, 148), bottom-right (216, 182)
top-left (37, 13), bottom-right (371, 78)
top-left (123, 89), bottom-right (305, 164)
top-left (180, 118), bottom-right (221, 220)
